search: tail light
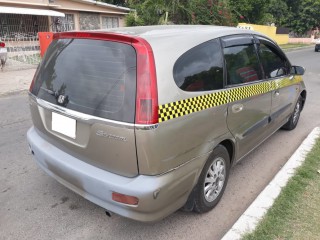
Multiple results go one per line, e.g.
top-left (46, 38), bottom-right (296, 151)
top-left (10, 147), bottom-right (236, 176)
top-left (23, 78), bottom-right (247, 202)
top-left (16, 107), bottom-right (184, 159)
top-left (0, 42), bottom-right (5, 48)
top-left (132, 38), bottom-right (158, 125)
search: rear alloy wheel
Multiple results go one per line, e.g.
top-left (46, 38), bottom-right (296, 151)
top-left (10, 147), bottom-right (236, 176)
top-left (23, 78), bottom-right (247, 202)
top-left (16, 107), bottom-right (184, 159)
top-left (193, 145), bottom-right (230, 213)
top-left (282, 96), bottom-right (302, 130)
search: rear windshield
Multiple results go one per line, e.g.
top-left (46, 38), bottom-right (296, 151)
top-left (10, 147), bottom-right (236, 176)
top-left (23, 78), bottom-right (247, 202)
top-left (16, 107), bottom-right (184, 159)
top-left (31, 38), bottom-right (137, 123)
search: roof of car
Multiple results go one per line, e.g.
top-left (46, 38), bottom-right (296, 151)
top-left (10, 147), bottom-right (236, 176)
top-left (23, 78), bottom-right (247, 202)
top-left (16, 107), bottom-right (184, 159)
top-left (96, 25), bottom-right (270, 50)
top-left (102, 25), bottom-right (258, 39)
top-left (102, 25), bottom-right (262, 39)
top-left (93, 25), bottom-right (274, 82)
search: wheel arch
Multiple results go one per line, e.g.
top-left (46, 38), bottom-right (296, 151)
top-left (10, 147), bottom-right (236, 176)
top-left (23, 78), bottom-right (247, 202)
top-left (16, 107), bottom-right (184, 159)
top-left (219, 139), bottom-right (236, 165)
top-left (300, 90), bottom-right (307, 111)
top-left (182, 138), bottom-right (236, 212)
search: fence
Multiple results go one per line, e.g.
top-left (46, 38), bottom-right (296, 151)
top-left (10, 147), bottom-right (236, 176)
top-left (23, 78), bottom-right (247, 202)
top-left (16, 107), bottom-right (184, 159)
top-left (0, 14), bottom-right (48, 71)
top-left (288, 37), bottom-right (318, 44)
top-left (1, 35), bottom-right (41, 71)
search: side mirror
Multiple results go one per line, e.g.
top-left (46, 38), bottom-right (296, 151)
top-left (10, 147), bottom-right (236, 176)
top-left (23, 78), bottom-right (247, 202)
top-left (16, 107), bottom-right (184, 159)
top-left (290, 66), bottom-right (305, 75)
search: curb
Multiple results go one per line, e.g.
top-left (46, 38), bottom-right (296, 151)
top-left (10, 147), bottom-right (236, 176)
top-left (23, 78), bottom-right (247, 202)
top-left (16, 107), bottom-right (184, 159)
top-left (0, 89), bottom-right (28, 98)
top-left (282, 45), bottom-right (314, 52)
top-left (222, 127), bottom-right (320, 240)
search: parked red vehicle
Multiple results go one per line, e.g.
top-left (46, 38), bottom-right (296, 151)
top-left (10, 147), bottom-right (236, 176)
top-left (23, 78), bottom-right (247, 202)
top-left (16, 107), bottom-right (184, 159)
top-left (0, 40), bottom-right (8, 69)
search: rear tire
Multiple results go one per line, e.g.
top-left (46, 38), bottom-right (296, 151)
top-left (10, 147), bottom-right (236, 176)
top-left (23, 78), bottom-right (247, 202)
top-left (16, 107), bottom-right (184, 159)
top-left (282, 96), bottom-right (302, 130)
top-left (193, 145), bottom-right (230, 213)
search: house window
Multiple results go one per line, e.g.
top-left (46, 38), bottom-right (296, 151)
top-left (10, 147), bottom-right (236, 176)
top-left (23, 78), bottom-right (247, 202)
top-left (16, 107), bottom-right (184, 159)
top-left (52, 14), bottom-right (75, 32)
top-left (101, 16), bottom-right (119, 29)
top-left (0, 14), bottom-right (48, 39)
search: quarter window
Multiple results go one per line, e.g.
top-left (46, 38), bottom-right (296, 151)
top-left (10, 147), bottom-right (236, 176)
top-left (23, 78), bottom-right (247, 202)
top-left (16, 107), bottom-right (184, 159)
top-left (224, 44), bottom-right (262, 85)
top-left (173, 39), bottom-right (224, 92)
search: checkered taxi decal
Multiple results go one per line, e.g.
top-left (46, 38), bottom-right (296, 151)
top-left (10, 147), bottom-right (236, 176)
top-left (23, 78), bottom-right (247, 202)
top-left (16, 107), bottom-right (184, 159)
top-left (158, 77), bottom-right (302, 123)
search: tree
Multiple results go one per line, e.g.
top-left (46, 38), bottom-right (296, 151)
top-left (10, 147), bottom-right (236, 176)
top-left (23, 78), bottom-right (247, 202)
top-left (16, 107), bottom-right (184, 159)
top-left (125, 0), bottom-right (314, 28)
top-left (228, 0), bottom-right (271, 24)
top-left (126, 0), bottom-right (191, 25)
top-left (126, 0), bottom-right (237, 26)
top-left (190, 0), bottom-right (235, 26)
top-left (289, 0), bottom-right (320, 34)
top-left (266, 0), bottom-right (288, 26)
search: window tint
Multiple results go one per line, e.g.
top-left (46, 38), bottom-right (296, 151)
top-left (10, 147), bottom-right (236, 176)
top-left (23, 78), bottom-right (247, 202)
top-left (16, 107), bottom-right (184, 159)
top-left (173, 39), bottom-right (223, 92)
top-left (31, 38), bottom-right (137, 123)
top-left (224, 44), bottom-right (262, 85)
top-left (258, 43), bottom-right (289, 78)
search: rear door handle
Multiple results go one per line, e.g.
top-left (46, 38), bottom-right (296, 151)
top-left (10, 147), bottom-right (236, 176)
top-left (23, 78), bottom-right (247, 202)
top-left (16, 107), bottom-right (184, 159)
top-left (232, 104), bottom-right (243, 113)
top-left (274, 90), bottom-right (280, 97)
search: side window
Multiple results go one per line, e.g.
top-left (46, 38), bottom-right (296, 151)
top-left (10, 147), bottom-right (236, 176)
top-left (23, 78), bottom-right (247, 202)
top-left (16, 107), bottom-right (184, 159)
top-left (258, 43), bottom-right (289, 78)
top-left (224, 44), bottom-right (262, 85)
top-left (173, 39), bottom-right (223, 92)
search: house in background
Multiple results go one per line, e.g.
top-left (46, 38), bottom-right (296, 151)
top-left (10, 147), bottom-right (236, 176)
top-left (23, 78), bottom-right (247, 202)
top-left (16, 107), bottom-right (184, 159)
top-left (0, 0), bottom-right (131, 70)
top-left (0, 0), bottom-right (131, 38)
top-left (237, 23), bottom-right (289, 45)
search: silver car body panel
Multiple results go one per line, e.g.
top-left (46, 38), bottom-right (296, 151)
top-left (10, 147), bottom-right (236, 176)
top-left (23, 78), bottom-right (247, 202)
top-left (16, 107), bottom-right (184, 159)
top-left (27, 126), bottom-right (210, 222)
top-left (29, 95), bottom-right (139, 177)
top-left (27, 25), bottom-right (306, 221)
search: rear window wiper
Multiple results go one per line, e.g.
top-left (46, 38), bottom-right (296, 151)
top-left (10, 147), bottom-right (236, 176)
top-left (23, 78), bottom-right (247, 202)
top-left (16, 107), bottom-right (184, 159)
top-left (40, 87), bottom-right (58, 97)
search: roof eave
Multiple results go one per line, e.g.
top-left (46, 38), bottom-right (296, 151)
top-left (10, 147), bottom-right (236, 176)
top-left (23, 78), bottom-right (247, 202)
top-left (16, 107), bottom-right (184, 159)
top-left (69, 0), bottom-right (131, 12)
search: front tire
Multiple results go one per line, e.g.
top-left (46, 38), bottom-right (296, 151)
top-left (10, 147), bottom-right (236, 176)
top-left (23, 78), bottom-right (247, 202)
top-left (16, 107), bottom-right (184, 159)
top-left (193, 145), bottom-right (230, 213)
top-left (282, 96), bottom-right (302, 130)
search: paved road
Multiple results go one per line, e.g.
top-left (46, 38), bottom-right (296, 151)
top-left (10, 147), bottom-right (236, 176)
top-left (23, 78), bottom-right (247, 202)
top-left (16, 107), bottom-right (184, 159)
top-left (1, 47), bottom-right (319, 240)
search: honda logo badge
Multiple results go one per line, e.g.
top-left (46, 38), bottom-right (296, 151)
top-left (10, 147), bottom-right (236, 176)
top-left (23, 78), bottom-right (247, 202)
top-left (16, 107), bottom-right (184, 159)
top-left (57, 95), bottom-right (66, 104)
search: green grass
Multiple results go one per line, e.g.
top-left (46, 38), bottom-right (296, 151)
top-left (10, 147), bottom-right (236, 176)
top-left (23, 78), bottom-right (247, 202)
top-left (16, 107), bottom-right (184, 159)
top-left (279, 43), bottom-right (312, 49)
top-left (242, 137), bottom-right (320, 240)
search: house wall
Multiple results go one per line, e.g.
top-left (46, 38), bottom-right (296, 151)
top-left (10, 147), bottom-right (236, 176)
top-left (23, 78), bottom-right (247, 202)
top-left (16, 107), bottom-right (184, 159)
top-left (238, 23), bottom-right (289, 45)
top-left (276, 34), bottom-right (290, 45)
top-left (53, 0), bottom-right (127, 30)
top-left (79, 12), bottom-right (100, 30)
top-left (53, 0), bottom-right (128, 15)
top-left (288, 38), bottom-right (315, 44)
top-left (0, 0), bottom-right (50, 7)
top-left (0, 0), bottom-right (128, 33)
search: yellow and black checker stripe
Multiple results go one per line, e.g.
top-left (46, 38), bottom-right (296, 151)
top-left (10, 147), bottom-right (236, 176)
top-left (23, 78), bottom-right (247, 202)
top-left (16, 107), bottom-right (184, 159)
top-left (158, 77), bottom-right (302, 123)
top-left (158, 90), bottom-right (229, 122)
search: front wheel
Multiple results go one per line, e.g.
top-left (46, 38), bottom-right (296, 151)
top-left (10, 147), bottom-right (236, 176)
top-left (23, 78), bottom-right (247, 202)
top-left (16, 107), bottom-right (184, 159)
top-left (193, 145), bottom-right (230, 213)
top-left (282, 96), bottom-right (302, 130)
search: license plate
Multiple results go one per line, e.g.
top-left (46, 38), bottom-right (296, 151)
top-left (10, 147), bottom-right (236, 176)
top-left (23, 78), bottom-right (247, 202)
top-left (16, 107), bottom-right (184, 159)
top-left (52, 112), bottom-right (76, 139)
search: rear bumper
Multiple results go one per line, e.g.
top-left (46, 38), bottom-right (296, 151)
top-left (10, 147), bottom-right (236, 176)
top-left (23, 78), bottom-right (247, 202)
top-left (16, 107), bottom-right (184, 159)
top-left (27, 127), bottom-right (204, 222)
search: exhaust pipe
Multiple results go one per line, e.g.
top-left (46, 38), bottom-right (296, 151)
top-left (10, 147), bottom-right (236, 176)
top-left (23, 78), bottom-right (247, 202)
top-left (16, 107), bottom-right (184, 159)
top-left (28, 145), bottom-right (34, 155)
top-left (105, 210), bottom-right (113, 217)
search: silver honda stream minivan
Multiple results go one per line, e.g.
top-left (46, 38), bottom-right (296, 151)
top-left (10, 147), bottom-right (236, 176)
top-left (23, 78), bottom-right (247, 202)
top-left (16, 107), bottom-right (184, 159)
top-left (27, 25), bottom-right (306, 222)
